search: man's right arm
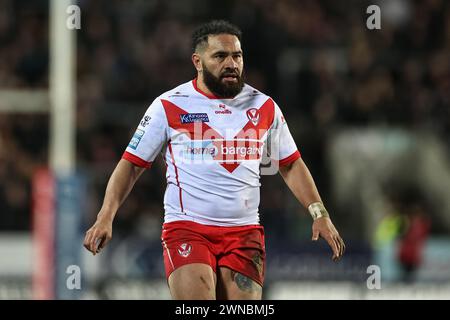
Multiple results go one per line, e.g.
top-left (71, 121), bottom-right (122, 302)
top-left (84, 97), bottom-right (168, 255)
top-left (83, 159), bottom-right (145, 255)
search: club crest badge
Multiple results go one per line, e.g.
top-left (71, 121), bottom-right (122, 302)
top-left (177, 243), bottom-right (192, 258)
top-left (246, 108), bottom-right (260, 126)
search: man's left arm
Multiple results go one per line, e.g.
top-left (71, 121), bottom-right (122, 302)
top-left (279, 157), bottom-right (345, 261)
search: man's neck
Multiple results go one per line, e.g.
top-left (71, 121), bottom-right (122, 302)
top-left (196, 74), bottom-right (215, 97)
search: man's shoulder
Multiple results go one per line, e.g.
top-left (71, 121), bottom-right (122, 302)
top-left (157, 81), bottom-right (195, 101)
top-left (241, 83), bottom-right (267, 97)
top-left (240, 83), bottom-right (276, 105)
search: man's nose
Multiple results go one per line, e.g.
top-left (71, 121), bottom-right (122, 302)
top-left (224, 56), bottom-right (238, 69)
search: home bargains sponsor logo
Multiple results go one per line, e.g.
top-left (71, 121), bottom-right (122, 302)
top-left (128, 129), bottom-right (145, 150)
top-left (218, 141), bottom-right (263, 161)
top-left (180, 139), bottom-right (264, 162)
top-left (181, 140), bottom-right (218, 161)
top-left (180, 113), bottom-right (209, 124)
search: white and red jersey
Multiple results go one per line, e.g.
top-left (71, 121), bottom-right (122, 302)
top-left (123, 79), bottom-right (300, 226)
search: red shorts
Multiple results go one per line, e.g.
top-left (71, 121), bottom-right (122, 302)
top-left (161, 221), bottom-right (266, 286)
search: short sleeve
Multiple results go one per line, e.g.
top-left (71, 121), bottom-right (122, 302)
top-left (269, 102), bottom-right (301, 167)
top-left (122, 98), bottom-right (168, 168)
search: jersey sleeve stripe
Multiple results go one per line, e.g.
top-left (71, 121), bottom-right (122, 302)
top-left (122, 151), bottom-right (152, 168)
top-left (279, 150), bottom-right (301, 167)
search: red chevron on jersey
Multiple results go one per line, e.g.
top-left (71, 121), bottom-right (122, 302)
top-left (161, 98), bottom-right (273, 173)
top-left (161, 99), bottom-right (222, 141)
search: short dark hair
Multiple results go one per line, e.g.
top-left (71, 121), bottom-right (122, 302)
top-left (192, 20), bottom-right (242, 52)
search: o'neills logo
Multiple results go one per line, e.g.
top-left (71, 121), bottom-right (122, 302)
top-left (177, 243), bottom-right (192, 258)
top-left (246, 108), bottom-right (260, 125)
top-left (215, 109), bottom-right (232, 114)
top-left (215, 104), bottom-right (232, 114)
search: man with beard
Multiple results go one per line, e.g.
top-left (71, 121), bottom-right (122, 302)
top-left (84, 20), bottom-right (345, 300)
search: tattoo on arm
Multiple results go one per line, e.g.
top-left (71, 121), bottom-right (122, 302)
top-left (231, 271), bottom-right (262, 293)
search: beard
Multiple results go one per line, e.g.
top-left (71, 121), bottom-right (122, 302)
top-left (202, 63), bottom-right (245, 98)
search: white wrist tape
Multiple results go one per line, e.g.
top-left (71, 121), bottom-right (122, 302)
top-left (308, 202), bottom-right (330, 220)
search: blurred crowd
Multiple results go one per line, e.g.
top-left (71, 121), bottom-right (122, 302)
top-left (0, 0), bottom-right (449, 241)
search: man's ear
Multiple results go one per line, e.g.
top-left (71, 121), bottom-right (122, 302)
top-left (192, 53), bottom-right (202, 72)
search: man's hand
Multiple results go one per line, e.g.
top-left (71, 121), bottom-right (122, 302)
top-left (312, 217), bottom-right (345, 261)
top-left (83, 216), bottom-right (113, 255)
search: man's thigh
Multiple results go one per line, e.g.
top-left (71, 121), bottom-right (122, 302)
top-left (215, 226), bottom-right (265, 299)
top-left (168, 263), bottom-right (217, 300)
top-left (162, 221), bottom-right (219, 299)
top-left (216, 266), bottom-right (262, 300)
